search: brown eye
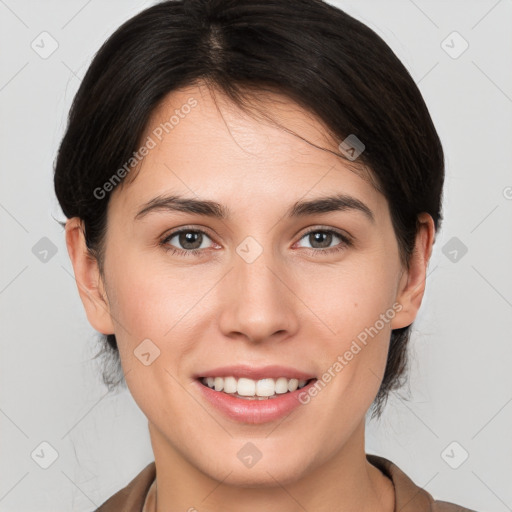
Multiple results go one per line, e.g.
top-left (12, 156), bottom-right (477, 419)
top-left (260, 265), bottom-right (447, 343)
top-left (296, 229), bottom-right (351, 252)
top-left (176, 231), bottom-right (204, 250)
top-left (161, 229), bottom-right (214, 255)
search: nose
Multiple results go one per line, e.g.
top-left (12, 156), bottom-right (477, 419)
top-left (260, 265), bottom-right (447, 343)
top-left (217, 243), bottom-right (300, 344)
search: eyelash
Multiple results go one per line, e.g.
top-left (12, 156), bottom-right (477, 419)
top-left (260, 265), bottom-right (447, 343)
top-left (159, 226), bottom-right (353, 258)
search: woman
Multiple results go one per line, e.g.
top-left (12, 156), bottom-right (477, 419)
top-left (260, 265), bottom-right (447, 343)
top-left (54, 0), bottom-right (478, 510)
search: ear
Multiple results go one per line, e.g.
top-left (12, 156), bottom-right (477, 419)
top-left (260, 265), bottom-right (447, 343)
top-left (65, 217), bottom-right (115, 335)
top-left (391, 212), bottom-right (436, 330)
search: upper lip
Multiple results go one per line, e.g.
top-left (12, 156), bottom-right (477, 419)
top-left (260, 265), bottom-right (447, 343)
top-left (194, 364), bottom-right (317, 381)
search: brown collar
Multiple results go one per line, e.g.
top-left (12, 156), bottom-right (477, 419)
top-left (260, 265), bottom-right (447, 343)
top-left (366, 453), bottom-right (434, 511)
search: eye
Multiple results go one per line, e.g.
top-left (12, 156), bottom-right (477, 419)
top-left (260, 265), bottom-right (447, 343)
top-left (295, 228), bottom-right (352, 254)
top-left (160, 226), bottom-right (352, 258)
top-left (160, 228), bottom-right (216, 256)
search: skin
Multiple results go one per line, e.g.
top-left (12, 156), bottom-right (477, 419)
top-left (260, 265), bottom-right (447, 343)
top-left (66, 82), bottom-right (435, 512)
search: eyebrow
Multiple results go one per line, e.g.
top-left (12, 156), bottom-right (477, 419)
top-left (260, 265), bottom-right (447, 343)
top-left (134, 193), bottom-right (375, 223)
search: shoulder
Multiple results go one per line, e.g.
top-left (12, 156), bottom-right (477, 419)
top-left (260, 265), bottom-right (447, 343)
top-left (95, 461), bottom-right (156, 512)
top-left (366, 453), bottom-right (479, 512)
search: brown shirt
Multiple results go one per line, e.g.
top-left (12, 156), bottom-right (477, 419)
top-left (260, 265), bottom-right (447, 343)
top-left (95, 453), bottom-right (478, 511)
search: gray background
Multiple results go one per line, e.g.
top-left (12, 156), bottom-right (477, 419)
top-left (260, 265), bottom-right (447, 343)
top-left (1, 0), bottom-right (511, 510)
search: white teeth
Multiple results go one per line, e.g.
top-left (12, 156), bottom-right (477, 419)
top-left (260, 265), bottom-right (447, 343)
top-left (238, 377), bottom-right (256, 396)
top-left (200, 376), bottom-right (312, 397)
top-left (214, 377), bottom-right (223, 392)
top-left (275, 377), bottom-right (290, 394)
top-left (255, 378), bottom-right (274, 397)
top-left (223, 376), bottom-right (237, 394)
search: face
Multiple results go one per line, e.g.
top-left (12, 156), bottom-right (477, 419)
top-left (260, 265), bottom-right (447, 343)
top-left (67, 82), bottom-right (432, 487)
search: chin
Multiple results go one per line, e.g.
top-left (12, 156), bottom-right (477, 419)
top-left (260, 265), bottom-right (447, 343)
top-left (201, 450), bottom-right (313, 489)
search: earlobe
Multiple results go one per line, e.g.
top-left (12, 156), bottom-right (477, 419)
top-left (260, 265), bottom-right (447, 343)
top-left (65, 217), bottom-right (115, 335)
top-left (390, 213), bottom-right (435, 330)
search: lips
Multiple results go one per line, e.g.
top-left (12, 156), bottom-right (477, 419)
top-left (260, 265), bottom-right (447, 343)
top-left (192, 364), bottom-right (317, 381)
top-left (193, 377), bottom-right (319, 424)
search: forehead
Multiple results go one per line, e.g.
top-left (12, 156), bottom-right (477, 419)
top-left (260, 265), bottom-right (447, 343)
top-left (111, 83), bottom-right (384, 217)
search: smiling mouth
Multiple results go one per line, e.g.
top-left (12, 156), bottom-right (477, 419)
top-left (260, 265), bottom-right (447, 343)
top-left (197, 376), bottom-right (317, 400)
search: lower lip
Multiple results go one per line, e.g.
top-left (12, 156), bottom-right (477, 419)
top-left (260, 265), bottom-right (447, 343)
top-left (193, 378), bottom-right (318, 424)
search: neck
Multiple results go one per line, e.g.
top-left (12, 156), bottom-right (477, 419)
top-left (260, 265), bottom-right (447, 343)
top-left (148, 419), bottom-right (394, 512)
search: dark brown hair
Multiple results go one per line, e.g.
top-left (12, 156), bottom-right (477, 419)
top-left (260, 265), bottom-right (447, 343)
top-left (54, 0), bottom-right (444, 419)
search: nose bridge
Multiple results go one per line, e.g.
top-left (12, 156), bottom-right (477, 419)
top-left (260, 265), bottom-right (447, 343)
top-left (236, 237), bottom-right (278, 300)
top-left (218, 235), bottom-right (298, 342)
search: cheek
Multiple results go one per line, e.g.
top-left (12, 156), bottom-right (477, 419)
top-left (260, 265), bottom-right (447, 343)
top-left (297, 252), bottom-right (400, 338)
top-left (103, 252), bottom-right (217, 367)
top-left (295, 255), bottom-right (399, 401)
top-left (104, 242), bottom-right (175, 324)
